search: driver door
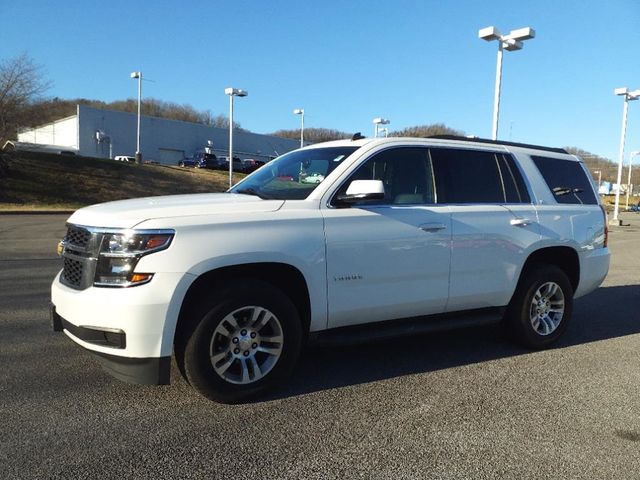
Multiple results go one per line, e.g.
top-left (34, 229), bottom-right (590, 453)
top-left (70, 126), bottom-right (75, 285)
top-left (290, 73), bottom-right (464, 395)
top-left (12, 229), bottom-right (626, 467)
top-left (322, 147), bottom-right (451, 329)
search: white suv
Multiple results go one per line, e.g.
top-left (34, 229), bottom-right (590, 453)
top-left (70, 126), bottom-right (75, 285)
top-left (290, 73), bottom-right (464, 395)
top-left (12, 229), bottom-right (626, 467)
top-left (51, 136), bottom-right (610, 402)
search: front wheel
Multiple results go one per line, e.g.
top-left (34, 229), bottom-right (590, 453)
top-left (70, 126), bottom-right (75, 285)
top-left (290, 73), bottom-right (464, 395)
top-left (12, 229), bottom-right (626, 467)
top-left (505, 264), bottom-right (573, 349)
top-left (177, 281), bottom-right (302, 403)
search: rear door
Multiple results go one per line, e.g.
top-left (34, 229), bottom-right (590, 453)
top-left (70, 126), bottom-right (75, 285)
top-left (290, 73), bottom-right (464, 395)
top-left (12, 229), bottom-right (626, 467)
top-left (430, 147), bottom-right (541, 311)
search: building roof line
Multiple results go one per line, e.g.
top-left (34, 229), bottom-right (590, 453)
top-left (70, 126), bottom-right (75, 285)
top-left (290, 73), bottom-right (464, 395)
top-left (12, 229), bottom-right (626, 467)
top-left (17, 113), bottom-right (78, 133)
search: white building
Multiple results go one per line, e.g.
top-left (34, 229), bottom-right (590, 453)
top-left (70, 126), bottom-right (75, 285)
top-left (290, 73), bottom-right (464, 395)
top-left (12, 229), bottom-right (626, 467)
top-left (16, 104), bottom-right (300, 164)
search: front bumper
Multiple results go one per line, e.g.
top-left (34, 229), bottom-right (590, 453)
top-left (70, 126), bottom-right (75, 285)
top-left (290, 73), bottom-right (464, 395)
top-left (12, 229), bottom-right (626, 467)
top-left (51, 305), bottom-right (171, 384)
top-left (51, 270), bottom-right (195, 384)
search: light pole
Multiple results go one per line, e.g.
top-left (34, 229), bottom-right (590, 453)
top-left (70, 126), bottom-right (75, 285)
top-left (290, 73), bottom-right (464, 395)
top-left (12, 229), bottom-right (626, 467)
top-left (293, 108), bottom-right (305, 148)
top-left (373, 117), bottom-right (390, 137)
top-left (130, 71), bottom-right (142, 163)
top-left (225, 87), bottom-right (248, 188)
top-left (612, 87), bottom-right (640, 224)
top-left (626, 151), bottom-right (640, 210)
top-left (479, 26), bottom-right (535, 140)
top-left (593, 169), bottom-right (602, 189)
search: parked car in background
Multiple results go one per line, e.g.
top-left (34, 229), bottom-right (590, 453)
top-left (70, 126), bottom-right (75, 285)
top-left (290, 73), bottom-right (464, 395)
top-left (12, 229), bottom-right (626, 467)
top-left (219, 156), bottom-right (242, 171)
top-left (114, 155), bottom-right (135, 163)
top-left (220, 156), bottom-right (262, 173)
top-left (194, 151), bottom-right (224, 170)
top-left (240, 158), bottom-right (266, 173)
top-left (629, 201), bottom-right (640, 212)
top-left (178, 157), bottom-right (196, 167)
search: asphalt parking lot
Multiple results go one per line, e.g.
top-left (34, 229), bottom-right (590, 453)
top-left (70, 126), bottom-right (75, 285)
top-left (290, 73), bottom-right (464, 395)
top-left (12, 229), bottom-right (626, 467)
top-left (1, 213), bottom-right (639, 479)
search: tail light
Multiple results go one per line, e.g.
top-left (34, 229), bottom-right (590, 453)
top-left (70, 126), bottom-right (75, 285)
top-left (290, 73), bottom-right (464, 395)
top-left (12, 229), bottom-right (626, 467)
top-left (600, 205), bottom-right (608, 248)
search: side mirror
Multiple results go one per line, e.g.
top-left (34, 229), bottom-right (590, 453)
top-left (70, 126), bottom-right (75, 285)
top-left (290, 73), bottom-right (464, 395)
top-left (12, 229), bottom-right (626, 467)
top-left (335, 180), bottom-right (385, 205)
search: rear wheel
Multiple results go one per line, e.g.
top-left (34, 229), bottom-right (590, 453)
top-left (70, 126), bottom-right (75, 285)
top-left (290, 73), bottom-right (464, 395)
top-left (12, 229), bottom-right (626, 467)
top-left (177, 280), bottom-right (302, 403)
top-left (505, 264), bottom-right (573, 349)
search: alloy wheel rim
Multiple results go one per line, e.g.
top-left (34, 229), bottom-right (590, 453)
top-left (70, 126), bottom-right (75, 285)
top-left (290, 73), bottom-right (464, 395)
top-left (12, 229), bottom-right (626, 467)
top-left (529, 281), bottom-right (565, 336)
top-left (209, 306), bottom-right (284, 385)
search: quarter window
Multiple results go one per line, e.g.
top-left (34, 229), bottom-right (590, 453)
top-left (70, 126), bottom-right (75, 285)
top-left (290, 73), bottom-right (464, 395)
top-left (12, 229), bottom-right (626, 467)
top-left (531, 155), bottom-right (598, 205)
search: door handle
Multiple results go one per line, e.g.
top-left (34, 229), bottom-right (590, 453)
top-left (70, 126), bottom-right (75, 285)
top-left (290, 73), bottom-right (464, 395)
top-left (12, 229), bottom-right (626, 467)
top-left (419, 223), bottom-right (446, 232)
top-left (510, 218), bottom-right (532, 227)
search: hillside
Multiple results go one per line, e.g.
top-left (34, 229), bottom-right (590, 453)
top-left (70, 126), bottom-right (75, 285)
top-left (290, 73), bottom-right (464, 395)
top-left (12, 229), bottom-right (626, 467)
top-left (0, 151), bottom-right (239, 210)
top-left (0, 147), bottom-right (633, 212)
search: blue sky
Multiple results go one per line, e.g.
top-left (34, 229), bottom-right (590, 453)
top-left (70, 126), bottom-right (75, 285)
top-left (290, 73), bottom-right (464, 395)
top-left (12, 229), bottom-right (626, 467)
top-left (3, 0), bottom-right (640, 161)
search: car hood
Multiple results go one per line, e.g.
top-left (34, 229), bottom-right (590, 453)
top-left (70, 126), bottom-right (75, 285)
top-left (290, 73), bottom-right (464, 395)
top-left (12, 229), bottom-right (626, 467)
top-left (67, 193), bottom-right (284, 229)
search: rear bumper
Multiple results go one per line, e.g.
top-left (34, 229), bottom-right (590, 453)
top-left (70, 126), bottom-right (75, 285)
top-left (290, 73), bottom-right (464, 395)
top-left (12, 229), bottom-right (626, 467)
top-left (575, 247), bottom-right (610, 298)
top-left (51, 305), bottom-right (170, 385)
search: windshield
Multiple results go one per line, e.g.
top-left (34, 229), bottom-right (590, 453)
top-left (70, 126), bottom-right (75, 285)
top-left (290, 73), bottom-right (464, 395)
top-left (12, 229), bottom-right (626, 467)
top-left (229, 146), bottom-right (359, 200)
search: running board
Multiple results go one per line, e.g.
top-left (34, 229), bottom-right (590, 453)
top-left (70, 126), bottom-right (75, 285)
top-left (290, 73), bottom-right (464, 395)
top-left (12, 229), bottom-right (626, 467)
top-left (309, 307), bottom-right (505, 347)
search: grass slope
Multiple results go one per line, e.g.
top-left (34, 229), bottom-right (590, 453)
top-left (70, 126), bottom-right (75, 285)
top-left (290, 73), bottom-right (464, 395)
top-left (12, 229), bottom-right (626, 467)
top-left (0, 151), bottom-right (244, 210)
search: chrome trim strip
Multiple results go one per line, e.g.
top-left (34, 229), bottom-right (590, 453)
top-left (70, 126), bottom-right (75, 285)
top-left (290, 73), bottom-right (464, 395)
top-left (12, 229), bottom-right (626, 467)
top-left (67, 224), bottom-right (175, 236)
top-left (79, 325), bottom-right (125, 334)
top-left (93, 275), bottom-right (153, 288)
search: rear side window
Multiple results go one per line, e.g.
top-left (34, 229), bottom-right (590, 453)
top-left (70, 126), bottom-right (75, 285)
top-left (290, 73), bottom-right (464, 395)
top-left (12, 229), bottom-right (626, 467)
top-left (531, 156), bottom-right (598, 205)
top-left (431, 148), bottom-right (528, 204)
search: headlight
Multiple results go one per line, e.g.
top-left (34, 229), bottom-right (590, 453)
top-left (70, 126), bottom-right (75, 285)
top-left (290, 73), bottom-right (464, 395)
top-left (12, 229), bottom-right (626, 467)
top-left (94, 230), bottom-right (174, 287)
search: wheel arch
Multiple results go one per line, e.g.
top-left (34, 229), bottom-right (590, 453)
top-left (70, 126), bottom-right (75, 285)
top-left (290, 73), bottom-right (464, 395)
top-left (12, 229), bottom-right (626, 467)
top-left (173, 262), bottom-right (312, 348)
top-left (519, 246), bottom-right (580, 293)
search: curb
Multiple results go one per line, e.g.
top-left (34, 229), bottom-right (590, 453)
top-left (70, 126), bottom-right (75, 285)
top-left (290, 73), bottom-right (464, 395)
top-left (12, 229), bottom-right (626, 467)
top-left (0, 210), bottom-right (75, 215)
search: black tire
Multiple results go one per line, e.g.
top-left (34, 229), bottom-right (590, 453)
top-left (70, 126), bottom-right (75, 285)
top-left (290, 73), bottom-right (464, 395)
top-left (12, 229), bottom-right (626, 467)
top-left (179, 161), bottom-right (185, 167)
top-left (176, 280), bottom-right (302, 403)
top-left (504, 264), bottom-right (573, 349)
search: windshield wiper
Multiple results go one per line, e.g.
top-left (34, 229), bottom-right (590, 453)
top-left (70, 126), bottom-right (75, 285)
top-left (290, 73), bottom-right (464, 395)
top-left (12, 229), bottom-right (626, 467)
top-left (234, 188), bottom-right (271, 200)
top-left (553, 186), bottom-right (583, 196)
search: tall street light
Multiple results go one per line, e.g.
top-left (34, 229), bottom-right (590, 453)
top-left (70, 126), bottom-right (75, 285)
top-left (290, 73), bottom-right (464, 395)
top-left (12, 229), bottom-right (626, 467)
top-left (130, 71), bottom-right (142, 163)
top-left (373, 117), bottom-right (390, 137)
top-left (611, 87), bottom-right (640, 224)
top-left (479, 26), bottom-right (535, 140)
top-left (225, 87), bottom-right (248, 188)
top-left (593, 169), bottom-right (602, 189)
top-left (626, 150), bottom-right (640, 210)
top-left (293, 108), bottom-right (305, 148)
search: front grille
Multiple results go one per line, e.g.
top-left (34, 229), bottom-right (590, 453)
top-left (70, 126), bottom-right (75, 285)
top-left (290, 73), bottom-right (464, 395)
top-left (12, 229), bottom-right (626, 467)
top-left (60, 224), bottom-right (100, 290)
top-left (65, 225), bottom-right (92, 249)
top-left (62, 256), bottom-right (84, 288)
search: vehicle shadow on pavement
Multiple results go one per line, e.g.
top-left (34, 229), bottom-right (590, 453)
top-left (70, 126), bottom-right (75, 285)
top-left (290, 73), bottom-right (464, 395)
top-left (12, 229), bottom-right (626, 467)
top-left (270, 284), bottom-right (640, 400)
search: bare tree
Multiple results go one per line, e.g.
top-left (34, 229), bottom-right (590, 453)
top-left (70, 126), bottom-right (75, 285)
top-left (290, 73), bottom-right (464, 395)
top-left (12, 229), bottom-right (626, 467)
top-left (0, 53), bottom-right (51, 143)
top-left (207, 113), bottom-right (243, 130)
top-left (270, 127), bottom-right (350, 143)
top-left (390, 123), bottom-right (464, 138)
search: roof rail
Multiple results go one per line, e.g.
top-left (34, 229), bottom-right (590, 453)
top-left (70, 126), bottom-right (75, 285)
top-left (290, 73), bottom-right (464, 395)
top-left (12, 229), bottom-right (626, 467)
top-left (427, 135), bottom-right (568, 154)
